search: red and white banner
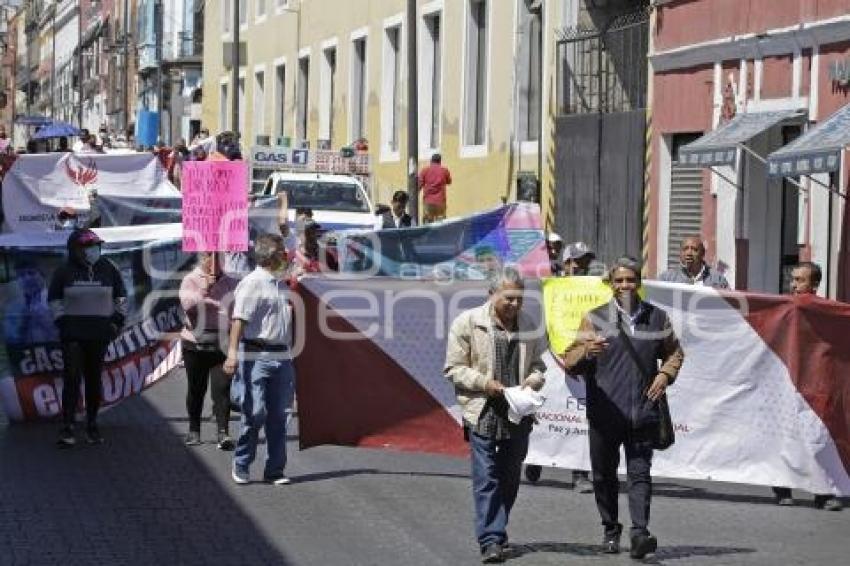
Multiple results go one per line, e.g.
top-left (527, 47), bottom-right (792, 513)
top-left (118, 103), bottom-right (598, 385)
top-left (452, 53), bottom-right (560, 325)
top-left (295, 278), bottom-right (850, 495)
top-left (1, 153), bottom-right (179, 233)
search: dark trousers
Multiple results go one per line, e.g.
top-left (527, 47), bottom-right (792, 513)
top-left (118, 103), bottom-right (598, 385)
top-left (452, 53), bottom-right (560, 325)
top-left (470, 431), bottom-right (530, 549)
top-left (61, 340), bottom-right (109, 427)
top-left (589, 422), bottom-right (654, 537)
top-left (183, 344), bottom-right (230, 433)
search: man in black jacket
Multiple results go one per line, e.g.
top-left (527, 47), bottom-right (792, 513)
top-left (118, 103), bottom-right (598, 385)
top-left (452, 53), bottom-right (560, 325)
top-left (48, 229), bottom-right (127, 446)
top-left (376, 190), bottom-right (415, 230)
top-left (563, 256), bottom-right (684, 559)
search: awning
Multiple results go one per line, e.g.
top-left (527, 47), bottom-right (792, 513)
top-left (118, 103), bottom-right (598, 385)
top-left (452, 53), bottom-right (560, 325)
top-left (678, 110), bottom-right (803, 167)
top-left (767, 103), bottom-right (850, 177)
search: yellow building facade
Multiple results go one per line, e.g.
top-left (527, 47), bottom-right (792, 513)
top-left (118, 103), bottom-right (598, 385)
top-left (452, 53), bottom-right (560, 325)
top-left (202, 0), bottom-right (564, 223)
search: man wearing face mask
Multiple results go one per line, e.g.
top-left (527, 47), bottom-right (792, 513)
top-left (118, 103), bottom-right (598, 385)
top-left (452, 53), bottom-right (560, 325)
top-left (223, 233), bottom-right (296, 485)
top-left (563, 256), bottom-right (684, 559)
top-left (48, 229), bottom-right (128, 447)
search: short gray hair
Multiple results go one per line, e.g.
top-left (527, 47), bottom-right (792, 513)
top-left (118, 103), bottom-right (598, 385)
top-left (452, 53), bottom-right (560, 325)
top-left (487, 266), bottom-right (525, 294)
top-left (608, 256), bottom-right (642, 280)
top-left (254, 233), bottom-right (285, 267)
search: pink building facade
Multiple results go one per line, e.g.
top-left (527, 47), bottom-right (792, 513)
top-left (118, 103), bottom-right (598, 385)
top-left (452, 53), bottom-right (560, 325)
top-left (648, 0), bottom-right (850, 299)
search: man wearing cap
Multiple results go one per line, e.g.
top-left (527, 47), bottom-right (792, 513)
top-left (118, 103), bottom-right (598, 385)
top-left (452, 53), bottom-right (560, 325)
top-left (48, 229), bottom-right (127, 446)
top-left (418, 153), bottom-right (452, 224)
top-left (526, 239), bottom-right (596, 492)
top-left (658, 236), bottom-right (728, 288)
top-left (563, 241), bottom-right (596, 276)
top-left (546, 233), bottom-right (564, 276)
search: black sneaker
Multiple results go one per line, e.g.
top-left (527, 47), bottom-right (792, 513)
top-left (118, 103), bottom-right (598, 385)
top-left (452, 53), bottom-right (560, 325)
top-left (524, 464), bottom-right (542, 483)
top-left (481, 543), bottom-right (504, 563)
top-left (217, 431), bottom-right (235, 451)
top-left (630, 533), bottom-right (658, 559)
top-left (814, 495), bottom-right (843, 511)
top-left (85, 425), bottom-right (104, 445)
top-left (185, 431), bottom-right (202, 446)
top-left (602, 528), bottom-right (622, 554)
top-left (57, 426), bottom-right (76, 448)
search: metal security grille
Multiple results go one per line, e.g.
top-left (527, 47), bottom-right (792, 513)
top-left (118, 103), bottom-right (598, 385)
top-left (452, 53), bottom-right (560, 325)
top-left (667, 164), bottom-right (704, 270)
top-left (556, 6), bottom-right (649, 115)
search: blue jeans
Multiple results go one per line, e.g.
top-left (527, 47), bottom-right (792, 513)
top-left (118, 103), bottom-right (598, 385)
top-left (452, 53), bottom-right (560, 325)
top-left (233, 354), bottom-right (295, 477)
top-left (469, 430), bottom-right (530, 549)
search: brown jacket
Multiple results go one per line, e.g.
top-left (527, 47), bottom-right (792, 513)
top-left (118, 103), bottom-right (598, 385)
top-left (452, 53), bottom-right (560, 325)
top-left (444, 303), bottom-right (547, 426)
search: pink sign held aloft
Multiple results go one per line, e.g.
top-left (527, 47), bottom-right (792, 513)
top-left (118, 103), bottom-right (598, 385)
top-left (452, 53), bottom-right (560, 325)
top-left (181, 160), bottom-right (249, 252)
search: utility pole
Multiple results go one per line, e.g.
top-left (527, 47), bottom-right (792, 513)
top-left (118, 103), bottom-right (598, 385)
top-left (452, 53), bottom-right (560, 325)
top-left (155, 0), bottom-right (163, 142)
top-left (537, 3), bottom-right (544, 195)
top-left (51, 6), bottom-right (56, 119)
top-left (78, 0), bottom-right (83, 127)
top-left (406, 0), bottom-right (419, 221)
top-left (231, 0), bottom-right (239, 134)
top-left (123, 0), bottom-right (130, 134)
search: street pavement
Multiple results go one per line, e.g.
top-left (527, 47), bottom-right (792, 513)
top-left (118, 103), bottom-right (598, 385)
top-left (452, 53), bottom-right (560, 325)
top-left (1, 369), bottom-right (847, 566)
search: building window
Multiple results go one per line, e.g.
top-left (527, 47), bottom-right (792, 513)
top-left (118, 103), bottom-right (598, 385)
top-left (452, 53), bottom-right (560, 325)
top-left (518, 0), bottom-right (541, 142)
top-left (275, 63), bottom-right (286, 141)
top-left (320, 45), bottom-right (337, 145)
top-left (223, 0), bottom-right (232, 34)
top-left (220, 82), bottom-right (229, 130)
top-left (239, 0), bottom-right (247, 27)
top-left (238, 76), bottom-right (246, 135)
top-left (254, 70), bottom-right (266, 142)
top-left (350, 36), bottom-right (367, 142)
top-left (422, 10), bottom-right (442, 150)
top-left (382, 23), bottom-right (402, 155)
top-left (256, 0), bottom-right (266, 21)
top-left (463, 0), bottom-right (488, 147)
top-left (296, 55), bottom-right (310, 143)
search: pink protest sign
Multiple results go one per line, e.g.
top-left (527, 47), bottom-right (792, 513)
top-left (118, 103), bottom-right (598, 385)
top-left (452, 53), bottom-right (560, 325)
top-left (181, 160), bottom-right (249, 252)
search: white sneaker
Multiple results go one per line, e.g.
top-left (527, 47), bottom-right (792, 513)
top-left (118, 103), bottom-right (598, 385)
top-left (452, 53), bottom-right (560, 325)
top-left (264, 474), bottom-right (291, 485)
top-left (231, 466), bottom-right (250, 485)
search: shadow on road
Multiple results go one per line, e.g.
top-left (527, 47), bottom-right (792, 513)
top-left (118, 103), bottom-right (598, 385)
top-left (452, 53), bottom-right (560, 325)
top-left (507, 540), bottom-right (756, 562)
top-left (0, 393), bottom-right (294, 565)
top-left (289, 467), bottom-right (469, 484)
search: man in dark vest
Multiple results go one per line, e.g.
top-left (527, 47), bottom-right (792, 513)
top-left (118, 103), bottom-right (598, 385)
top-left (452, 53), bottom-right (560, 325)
top-left (376, 190), bottom-right (415, 230)
top-left (563, 256), bottom-right (684, 559)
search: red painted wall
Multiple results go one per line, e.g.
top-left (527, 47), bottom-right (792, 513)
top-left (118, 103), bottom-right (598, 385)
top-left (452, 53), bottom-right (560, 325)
top-left (649, 65), bottom-right (716, 273)
top-left (762, 55), bottom-right (794, 99)
top-left (654, 65), bottom-right (715, 132)
top-left (817, 41), bottom-right (850, 119)
top-left (656, 0), bottom-right (850, 52)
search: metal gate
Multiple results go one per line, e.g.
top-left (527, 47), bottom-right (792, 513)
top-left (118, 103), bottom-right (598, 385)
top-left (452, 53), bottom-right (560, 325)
top-left (552, 7), bottom-right (649, 263)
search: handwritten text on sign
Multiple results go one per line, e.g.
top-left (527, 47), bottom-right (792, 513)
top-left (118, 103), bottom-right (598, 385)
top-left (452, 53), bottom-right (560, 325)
top-left (182, 161), bottom-right (249, 252)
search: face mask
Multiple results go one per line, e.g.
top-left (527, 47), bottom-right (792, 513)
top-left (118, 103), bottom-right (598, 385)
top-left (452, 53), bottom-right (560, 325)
top-left (83, 246), bottom-right (101, 265)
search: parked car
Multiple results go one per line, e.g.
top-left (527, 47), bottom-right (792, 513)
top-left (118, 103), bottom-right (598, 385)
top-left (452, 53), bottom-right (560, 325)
top-left (258, 172), bottom-right (376, 233)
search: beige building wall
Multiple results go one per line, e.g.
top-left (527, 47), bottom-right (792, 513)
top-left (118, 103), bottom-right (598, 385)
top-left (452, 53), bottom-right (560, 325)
top-left (202, 0), bottom-right (563, 222)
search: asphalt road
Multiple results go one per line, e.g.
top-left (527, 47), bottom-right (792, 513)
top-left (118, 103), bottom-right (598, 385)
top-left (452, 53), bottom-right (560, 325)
top-left (1, 369), bottom-right (847, 566)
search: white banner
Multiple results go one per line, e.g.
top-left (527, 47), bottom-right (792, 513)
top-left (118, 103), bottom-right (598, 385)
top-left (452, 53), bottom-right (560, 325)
top-left (1, 153), bottom-right (179, 234)
top-left (527, 283), bottom-right (850, 496)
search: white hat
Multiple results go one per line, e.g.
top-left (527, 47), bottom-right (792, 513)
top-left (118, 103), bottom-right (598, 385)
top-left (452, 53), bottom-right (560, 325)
top-left (546, 232), bottom-right (563, 244)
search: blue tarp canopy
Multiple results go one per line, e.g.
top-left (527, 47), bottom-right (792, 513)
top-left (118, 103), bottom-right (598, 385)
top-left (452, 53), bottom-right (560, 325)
top-left (767, 103), bottom-right (850, 177)
top-left (679, 110), bottom-right (803, 167)
top-left (14, 115), bottom-right (52, 126)
top-left (32, 121), bottom-right (82, 140)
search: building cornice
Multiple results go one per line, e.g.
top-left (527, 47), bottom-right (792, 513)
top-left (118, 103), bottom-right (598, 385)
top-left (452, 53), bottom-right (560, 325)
top-left (651, 14), bottom-right (850, 72)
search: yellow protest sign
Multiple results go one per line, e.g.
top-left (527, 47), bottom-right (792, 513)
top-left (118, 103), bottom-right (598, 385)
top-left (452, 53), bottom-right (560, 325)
top-left (543, 276), bottom-right (612, 355)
